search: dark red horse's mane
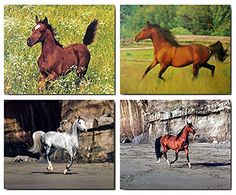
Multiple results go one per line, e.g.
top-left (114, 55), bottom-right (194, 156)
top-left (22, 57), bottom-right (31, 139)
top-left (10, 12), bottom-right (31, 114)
top-left (39, 20), bottom-right (63, 48)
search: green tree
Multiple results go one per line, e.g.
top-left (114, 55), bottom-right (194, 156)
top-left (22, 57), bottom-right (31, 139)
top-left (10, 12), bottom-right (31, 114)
top-left (210, 5), bottom-right (231, 36)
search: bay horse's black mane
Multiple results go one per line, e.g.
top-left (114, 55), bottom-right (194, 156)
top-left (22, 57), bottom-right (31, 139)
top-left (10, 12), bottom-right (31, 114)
top-left (39, 20), bottom-right (63, 48)
top-left (152, 23), bottom-right (180, 47)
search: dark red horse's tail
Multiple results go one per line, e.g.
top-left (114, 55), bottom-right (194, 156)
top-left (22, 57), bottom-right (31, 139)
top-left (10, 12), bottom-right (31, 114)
top-left (155, 136), bottom-right (162, 161)
top-left (208, 41), bottom-right (228, 62)
top-left (83, 19), bottom-right (98, 46)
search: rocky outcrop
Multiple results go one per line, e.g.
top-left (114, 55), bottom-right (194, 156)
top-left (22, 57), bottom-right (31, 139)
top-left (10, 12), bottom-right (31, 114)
top-left (120, 100), bottom-right (231, 143)
top-left (120, 100), bottom-right (147, 142)
top-left (4, 100), bottom-right (115, 162)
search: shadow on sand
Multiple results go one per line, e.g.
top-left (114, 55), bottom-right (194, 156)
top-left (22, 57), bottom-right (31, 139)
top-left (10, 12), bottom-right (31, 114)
top-left (173, 161), bottom-right (231, 169)
top-left (32, 171), bottom-right (77, 175)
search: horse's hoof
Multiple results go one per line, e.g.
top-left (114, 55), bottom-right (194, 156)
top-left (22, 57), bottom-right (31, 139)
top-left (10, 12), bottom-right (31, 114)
top-left (47, 166), bottom-right (54, 172)
top-left (156, 158), bottom-right (161, 164)
top-left (63, 169), bottom-right (68, 175)
top-left (188, 163), bottom-right (192, 169)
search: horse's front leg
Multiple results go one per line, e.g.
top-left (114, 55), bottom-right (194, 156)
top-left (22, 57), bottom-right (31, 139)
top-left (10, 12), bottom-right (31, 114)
top-left (184, 146), bottom-right (192, 169)
top-left (38, 73), bottom-right (46, 92)
top-left (158, 63), bottom-right (169, 81)
top-left (64, 149), bottom-right (74, 175)
top-left (38, 72), bottom-right (58, 92)
top-left (142, 58), bottom-right (158, 78)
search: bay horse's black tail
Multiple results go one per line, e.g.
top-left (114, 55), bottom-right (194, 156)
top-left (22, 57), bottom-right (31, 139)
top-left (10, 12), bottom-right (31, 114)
top-left (155, 136), bottom-right (162, 160)
top-left (209, 41), bottom-right (228, 62)
top-left (83, 19), bottom-right (98, 46)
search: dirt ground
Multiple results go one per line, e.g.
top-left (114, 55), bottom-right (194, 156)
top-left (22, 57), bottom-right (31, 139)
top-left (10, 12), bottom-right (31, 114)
top-left (4, 161), bottom-right (114, 189)
top-left (120, 142), bottom-right (231, 190)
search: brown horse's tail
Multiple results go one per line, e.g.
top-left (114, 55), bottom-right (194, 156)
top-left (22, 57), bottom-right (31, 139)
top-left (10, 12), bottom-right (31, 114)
top-left (208, 41), bottom-right (228, 62)
top-left (83, 19), bottom-right (98, 46)
top-left (155, 136), bottom-right (162, 162)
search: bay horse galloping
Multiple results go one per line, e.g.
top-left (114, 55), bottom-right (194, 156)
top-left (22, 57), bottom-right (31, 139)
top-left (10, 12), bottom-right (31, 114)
top-left (27, 16), bottom-right (98, 91)
top-left (155, 119), bottom-right (196, 169)
top-left (135, 21), bottom-right (228, 81)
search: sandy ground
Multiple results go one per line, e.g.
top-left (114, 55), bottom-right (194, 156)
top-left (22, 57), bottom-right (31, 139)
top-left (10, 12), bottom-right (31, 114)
top-left (4, 161), bottom-right (114, 190)
top-left (121, 142), bottom-right (231, 190)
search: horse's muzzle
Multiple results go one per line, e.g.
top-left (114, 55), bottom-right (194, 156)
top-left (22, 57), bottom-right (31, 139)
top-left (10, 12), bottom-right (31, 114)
top-left (27, 38), bottom-right (33, 47)
top-left (135, 36), bottom-right (140, 42)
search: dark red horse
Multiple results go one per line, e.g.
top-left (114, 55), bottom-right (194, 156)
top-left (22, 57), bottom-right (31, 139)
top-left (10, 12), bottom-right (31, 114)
top-left (27, 16), bottom-right (98, 91)
top-left (135, 21), bottom-right (228, 81)
top-left (155, 119), bottom-right (196, 169)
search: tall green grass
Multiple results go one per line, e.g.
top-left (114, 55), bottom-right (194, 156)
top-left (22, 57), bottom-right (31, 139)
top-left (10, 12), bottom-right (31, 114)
top-left (121, 49), bottom-right (231, 94)
top-left (4, 5), bottom-right (115, 94)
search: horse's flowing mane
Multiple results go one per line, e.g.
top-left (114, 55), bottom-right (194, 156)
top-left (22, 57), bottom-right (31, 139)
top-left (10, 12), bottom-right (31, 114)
top-left (152, 23), bottom-right (180, 47)
top-left (40, 20), bottom-right (63, 48)
top-left (176, 126), bottom-right (186, 138)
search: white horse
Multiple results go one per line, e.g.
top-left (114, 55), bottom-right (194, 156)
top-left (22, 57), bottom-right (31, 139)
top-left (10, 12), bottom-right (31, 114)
top-left (29, 117), bottom-right (87, 174)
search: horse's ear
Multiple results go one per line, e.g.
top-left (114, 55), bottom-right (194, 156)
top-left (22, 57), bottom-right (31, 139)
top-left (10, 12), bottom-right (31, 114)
top-left (147, 21), bottom-right (151, 27)
top-left (187, 118), bottom-right (192, 125)
top-left (42, 17), bottom-right (48, 25)
top-left (35, 15), bottom-right (39, 24)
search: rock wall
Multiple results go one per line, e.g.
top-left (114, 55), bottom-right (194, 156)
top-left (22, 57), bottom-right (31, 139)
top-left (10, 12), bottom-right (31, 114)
top-left (4, 100), bottom-right (115, 162)
top-left (120, 100), bottom-right (231, 143)
top-left (120, 100), bottom-right (147, 142)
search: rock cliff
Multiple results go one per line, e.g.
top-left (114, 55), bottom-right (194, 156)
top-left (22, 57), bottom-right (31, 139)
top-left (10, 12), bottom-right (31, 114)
top-left (120, 100), bottom-right (231, 143)
top-left (4, 100), bottom-right (114, 162)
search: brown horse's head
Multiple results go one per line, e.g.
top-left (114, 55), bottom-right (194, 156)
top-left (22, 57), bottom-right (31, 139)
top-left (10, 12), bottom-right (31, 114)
top-left (135, 21), bottom-right (154, 42)
top-left (186, 119), bottom-right (196, 135)
top-left (27, 16), bottom-right (49, 47)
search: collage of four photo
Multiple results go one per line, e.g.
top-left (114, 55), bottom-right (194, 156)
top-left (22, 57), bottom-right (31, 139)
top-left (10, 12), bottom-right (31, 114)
top-left (3, 2), bottom-right (232, 191)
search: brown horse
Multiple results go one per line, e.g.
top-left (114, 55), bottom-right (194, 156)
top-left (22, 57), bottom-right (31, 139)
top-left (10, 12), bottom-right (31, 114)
top-left (27, 16), bottom-right (98, 91)
top-left (155, 119), bottom-right (196, 169)
top-left (135, 21), bottom-right (228, 81)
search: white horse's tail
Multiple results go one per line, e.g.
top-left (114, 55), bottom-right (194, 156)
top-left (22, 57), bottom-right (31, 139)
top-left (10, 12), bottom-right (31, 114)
top-left (28, 131), bottom-right (45, 153)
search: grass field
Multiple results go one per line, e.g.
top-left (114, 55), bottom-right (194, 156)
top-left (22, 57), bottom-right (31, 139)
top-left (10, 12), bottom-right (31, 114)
top-left (4, 5), bottom-right (115, 94)
top-left (121, 44), bottom-right (231, 94)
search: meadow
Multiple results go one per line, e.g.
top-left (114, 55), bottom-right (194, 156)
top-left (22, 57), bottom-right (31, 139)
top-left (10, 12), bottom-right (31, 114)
top-left (120, 40), bottom-right (231, 94)
top-left (4, 5), bottom-right (115, 94)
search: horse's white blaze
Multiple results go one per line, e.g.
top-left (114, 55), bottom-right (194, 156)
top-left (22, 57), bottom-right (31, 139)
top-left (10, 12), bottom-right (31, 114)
top-left (34, 24), bottom-right (41, 30)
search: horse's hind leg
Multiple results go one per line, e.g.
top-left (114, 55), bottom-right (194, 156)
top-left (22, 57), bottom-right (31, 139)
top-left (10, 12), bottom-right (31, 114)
top-left (163, 152), bottom-right (171, 167)
top-left (200, 62), bottom-right (215, 77)
top-left (170, 151), bottom-right (178, 165)
top-left (45, 145), bottom-right (54, 172)
top-left (162, 146), bottom-right (170, 166)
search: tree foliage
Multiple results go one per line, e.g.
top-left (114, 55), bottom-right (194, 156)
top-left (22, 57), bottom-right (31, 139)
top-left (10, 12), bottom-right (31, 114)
top-left (120, 5), bottom-right (231, 38)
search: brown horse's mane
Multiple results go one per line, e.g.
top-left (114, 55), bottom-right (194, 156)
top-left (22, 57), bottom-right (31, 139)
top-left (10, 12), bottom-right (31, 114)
top-left (152, 23), bottom-right (180, 47)
top-left (40, 20), bottom-right (63, 48)
top-left (176, 126), bottom-right (186, 138)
